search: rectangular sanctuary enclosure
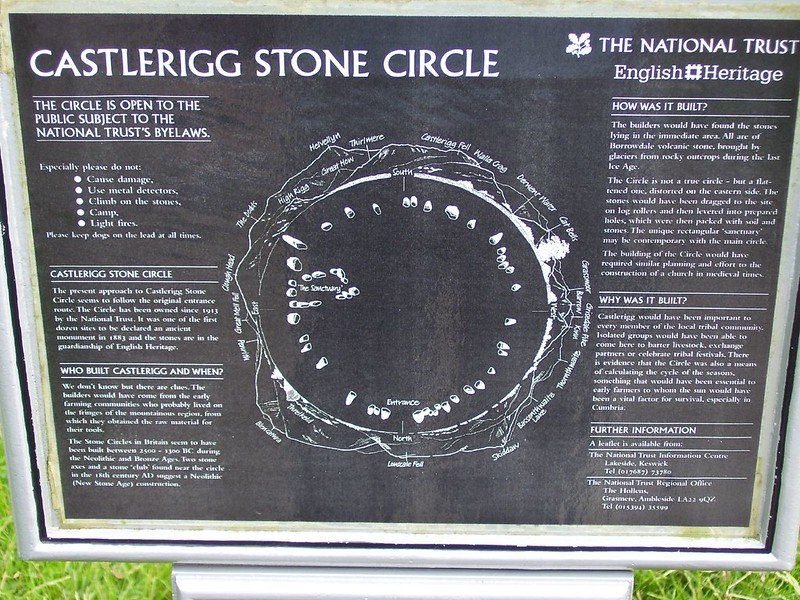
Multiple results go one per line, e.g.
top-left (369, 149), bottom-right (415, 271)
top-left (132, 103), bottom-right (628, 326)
top-left (1, 0), bottom-right (800, 571)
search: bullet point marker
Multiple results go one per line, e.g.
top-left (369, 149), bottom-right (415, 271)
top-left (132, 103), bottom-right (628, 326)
top-left (73, 175), bottom-right (81, 183)
top-left (76, 198), bottom-right (84, 205)
top-left (75, 187), bottom-right (82, 194)
top-left (77, 209), bottom-right (85, 216)
top-left (78, 220), bottom-right (85, 227)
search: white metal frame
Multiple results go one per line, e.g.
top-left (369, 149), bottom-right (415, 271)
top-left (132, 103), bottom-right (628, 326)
top-left (0, 0), bottom-right (799, 571)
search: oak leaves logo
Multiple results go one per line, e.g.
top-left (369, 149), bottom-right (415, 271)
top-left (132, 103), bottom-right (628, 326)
top-left (566, 33), bottom-right (592, 57)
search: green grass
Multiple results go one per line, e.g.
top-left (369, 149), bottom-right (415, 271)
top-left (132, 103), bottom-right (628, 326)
top-left (0, 437), bottom-right (799, 599)
top-left (0, 435), bottom-right (171, 599)
top-left (634, 569), bottom-right (800, 599)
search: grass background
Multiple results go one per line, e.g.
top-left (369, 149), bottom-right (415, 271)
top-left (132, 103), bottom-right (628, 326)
top-left (1, 437), bottom-right (800, 599)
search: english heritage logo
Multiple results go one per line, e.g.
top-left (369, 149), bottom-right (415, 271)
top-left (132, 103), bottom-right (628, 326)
top-left (566, 32), bottom-right (592, 57)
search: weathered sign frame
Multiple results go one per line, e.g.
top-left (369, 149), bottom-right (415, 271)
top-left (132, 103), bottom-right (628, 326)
top-left (1, 0), bottom-right (799, 572)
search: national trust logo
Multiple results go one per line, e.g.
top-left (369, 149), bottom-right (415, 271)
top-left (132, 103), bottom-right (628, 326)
top-left (566, 33), bottom-right (592, 57)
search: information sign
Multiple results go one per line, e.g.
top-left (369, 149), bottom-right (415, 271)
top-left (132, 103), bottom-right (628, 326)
top-left (1, 0), bottom-right (799, 570)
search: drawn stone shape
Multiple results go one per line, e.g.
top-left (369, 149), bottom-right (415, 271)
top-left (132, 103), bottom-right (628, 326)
top-left (289, 300), bottom-right (322, 309)
top-left (282, 234), bottom-right (308, 250)
top-left (330, 267), bottom-right (348, 283)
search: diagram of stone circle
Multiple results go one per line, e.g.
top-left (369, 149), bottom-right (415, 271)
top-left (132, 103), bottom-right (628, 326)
top-left (234, 138), bottom-right (590, 458)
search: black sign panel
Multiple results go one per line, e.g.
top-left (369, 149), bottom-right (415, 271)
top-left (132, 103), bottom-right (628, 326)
top-left (6, 13), bottom-right (800, 536)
